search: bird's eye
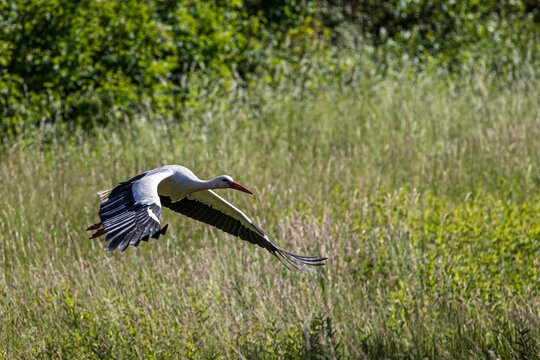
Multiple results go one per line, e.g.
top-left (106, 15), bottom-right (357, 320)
top-left (223, 178), bottom-right (230, 183)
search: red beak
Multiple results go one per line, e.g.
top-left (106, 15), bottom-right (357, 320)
top-left (229, 182), bottom-right (253, 194)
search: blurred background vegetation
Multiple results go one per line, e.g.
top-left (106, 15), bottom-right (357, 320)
top-left (1, 0), bottom-right (539, 137)
top-left (1, 2), bottom-right (540, 358)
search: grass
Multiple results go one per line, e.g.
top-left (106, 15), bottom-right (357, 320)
top-left (0, 67), bottom-right (539, 359)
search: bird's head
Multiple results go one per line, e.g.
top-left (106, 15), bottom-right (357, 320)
top-left (215, 175), bottom-right (253, 194)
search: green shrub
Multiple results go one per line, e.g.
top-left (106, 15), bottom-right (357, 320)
top-left (320, 0), bottom-right (540, 72)
top-left (0, 0), bottom-right (318, 135)
top-left (1, 0), bottom-right (174, 133)
top-left (1, 0), bottom-right (539, 137)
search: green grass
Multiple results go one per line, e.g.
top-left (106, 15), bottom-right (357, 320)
top-left (1, 68), bottom-right (539, 359)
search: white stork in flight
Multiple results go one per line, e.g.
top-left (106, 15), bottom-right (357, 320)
top-left (87, 165), bottom-right (327, 271)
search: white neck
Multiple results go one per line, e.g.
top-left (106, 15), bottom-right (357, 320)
top-left (159, 168), bottom-right (230, 201)
top-left (178, 177), bottom-right (223, 191)
top-left (201, 178), bottom-right (225, 190)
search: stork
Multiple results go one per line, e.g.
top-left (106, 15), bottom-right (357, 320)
top-left (87, 165), bottom-right (327, 271)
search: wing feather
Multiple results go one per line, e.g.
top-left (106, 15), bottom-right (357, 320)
top-left (160, 190), bottom-right (327, 271)
top-left (95, 169), bottom-right (173, 252)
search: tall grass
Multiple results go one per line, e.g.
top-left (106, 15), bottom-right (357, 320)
top-left (0, 67), bottom-right (539, 358)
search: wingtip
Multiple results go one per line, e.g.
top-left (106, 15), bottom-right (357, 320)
top-left (268, 239), bottom-right (327, 271)
top-left (160, 224), bottom-right (169, 235)
top-left (107, 243), bottom-right (118, 254)
top-left (273, 249), bottom-right (327, 273)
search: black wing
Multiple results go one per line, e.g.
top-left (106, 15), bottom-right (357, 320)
top-left (160, 190), bottom-right (327, 272)
top-left (99, 173), bottom-right (168, 252)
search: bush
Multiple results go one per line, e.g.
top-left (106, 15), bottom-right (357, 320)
top-left (1, 0), bottom-right (539, 136)
top-left (0, 0), bottom-right (318, 135)
top-left (319, 0), bottom-right (540, 71)
top-left (1, 0), bottom-right (174, 133)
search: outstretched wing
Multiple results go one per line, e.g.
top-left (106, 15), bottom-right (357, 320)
top-left (160, 190), bottom-right (327, 271)
top-left (96, 169), bottom-right (173, 252)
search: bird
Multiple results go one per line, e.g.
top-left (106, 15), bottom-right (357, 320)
top-left (87, 165), bottom-right (327, 271)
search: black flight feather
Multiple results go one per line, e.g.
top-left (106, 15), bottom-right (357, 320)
top-left (98, 173), bottom-right (165, 252)
top-left (159, 195), bottom-right (327, 271)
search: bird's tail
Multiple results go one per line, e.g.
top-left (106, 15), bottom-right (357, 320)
top-left (97, 189), bottom-right (113, 202)
top-left (87, 190), bottom-right (111, 239)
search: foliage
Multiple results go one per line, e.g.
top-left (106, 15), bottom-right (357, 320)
top-left (0, 0), bottom-right (317, 135)
top-left (321, 0), bottom-right (540, 70)
top-left (1, 0), bottom-right (540, 136)
top-left (0, 69), bottom-right (539, 358)
top-left (1, 1), bottom-right (539, 358)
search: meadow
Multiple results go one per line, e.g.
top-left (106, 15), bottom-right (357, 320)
top-left (1, 68), bottom-right (539, 359)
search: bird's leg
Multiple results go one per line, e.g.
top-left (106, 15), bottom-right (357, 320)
top-left (89, 228), bottom-right (106, 239)
top-left (87, 221), bottom-right (105, 239)
top-left (86, 222), bottom-right (102, 231)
